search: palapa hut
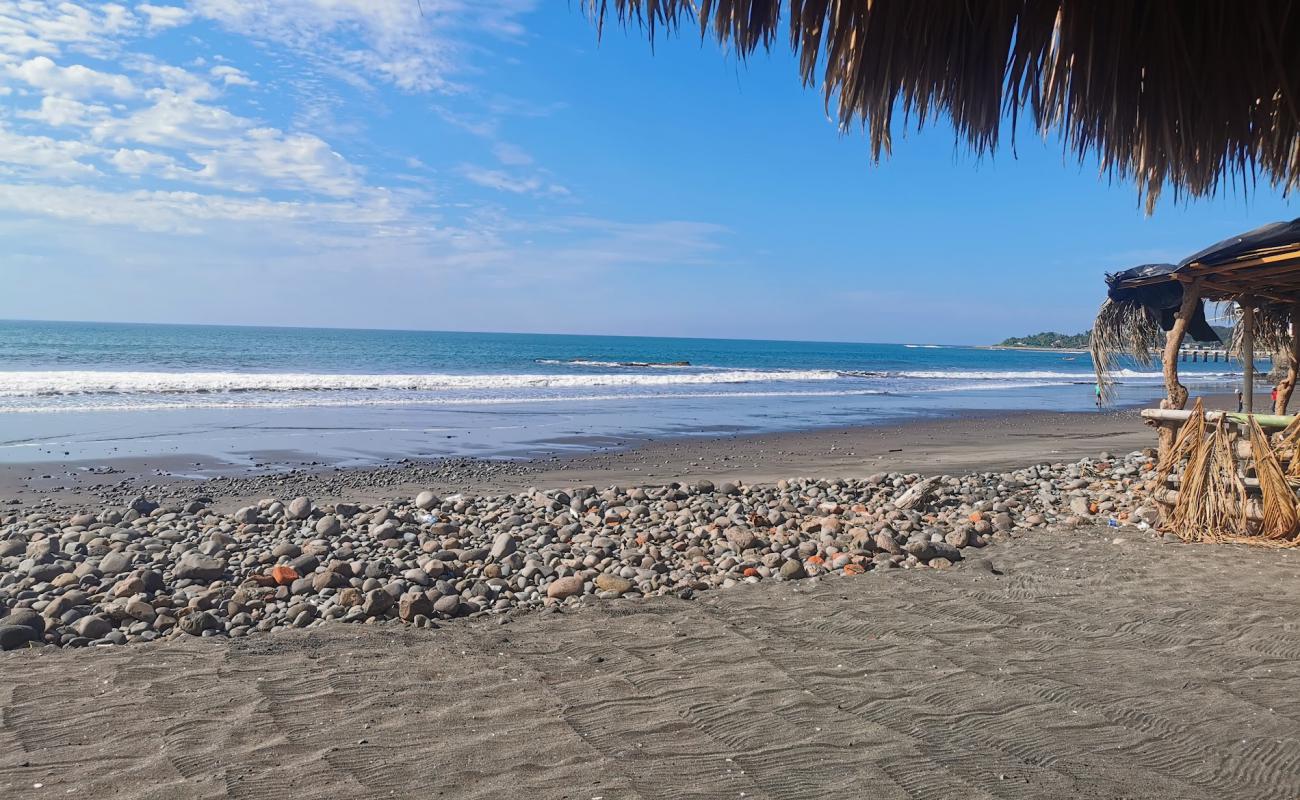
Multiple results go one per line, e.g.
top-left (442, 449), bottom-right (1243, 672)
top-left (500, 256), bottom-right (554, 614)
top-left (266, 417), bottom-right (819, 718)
top-left (1090, 219), bottom-right (1300, 546)
top-left (584, 1), bottom-right (1300, 211)
top-left (585, 2), bottom-right (1300, 544)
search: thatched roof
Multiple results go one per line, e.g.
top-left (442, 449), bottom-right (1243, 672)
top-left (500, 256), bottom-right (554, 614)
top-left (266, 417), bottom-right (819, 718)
top-left (584, 1), bottom-right (1300, 211)
top-left (1107, 218), bottom-right (1300, 303)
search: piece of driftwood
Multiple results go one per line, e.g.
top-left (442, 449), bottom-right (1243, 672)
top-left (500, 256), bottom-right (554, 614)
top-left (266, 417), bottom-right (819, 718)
top-left (1141, 408), bottom-right (1295, 429)
top-left (893, 476), bottom-right (940, 510)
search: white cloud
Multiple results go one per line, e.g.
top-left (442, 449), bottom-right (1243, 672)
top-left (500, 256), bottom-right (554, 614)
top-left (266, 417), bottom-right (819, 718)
top-left (6, 55), bottom-right (136, 98)
top-left (210, 64), bottom-right (254, 87)
top-left (137, 3), bottom-right (191, 31)
top-left (0, 125), bottom-right (100, 178)
top-left (190, 0), bottom-right (536, 93)
top-left (0, 1), bottom-right (139, 58)
top-left (461, 165), bottom-right (567, 197)
top-left (109, 147), bottom-right (187, 177)
top-left (492, 142), bottom-right (532, 166)
top-left (189, 128), bottom-right (362, 197)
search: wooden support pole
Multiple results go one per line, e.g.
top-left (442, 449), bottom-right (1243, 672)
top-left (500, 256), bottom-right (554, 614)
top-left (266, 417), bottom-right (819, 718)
top-left (1243, 296), bottom-right (1256, 414)
top-left (1277, 300), bottom-right (1300, 414)
top-left (1158, 281), bottom-right (1202, 458)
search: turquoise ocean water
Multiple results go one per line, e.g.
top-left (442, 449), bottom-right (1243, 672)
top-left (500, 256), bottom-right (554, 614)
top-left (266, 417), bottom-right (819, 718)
top-left (0, 320), bottom-right (1241, 467)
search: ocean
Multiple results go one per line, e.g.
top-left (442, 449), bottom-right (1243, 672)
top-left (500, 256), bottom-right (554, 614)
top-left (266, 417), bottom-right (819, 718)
top-left (0, 319), bottom-right (1241, 467)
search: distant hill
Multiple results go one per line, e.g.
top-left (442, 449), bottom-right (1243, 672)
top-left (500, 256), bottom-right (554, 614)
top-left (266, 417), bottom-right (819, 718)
top-left (997, 331), bottom-right (1090, 349)
top-left (997, 325), bottom-right (1233, 350)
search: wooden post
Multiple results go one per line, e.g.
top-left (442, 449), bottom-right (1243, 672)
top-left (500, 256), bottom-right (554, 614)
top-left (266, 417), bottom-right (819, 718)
top-left (1158, 280), bottom-right (1202, 457)
top-left (1278, 300), bottom-right (1300, 414)
top-left (1243, 297), bottom-right (1256, 414)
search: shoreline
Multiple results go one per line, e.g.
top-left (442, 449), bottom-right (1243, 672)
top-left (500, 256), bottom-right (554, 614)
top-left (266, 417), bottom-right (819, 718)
top-left (1, 397), bottom-right (1236, 513)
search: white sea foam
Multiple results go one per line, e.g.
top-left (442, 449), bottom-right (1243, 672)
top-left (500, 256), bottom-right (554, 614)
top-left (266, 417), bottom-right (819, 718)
top-left (0, 369), bottom-right (842, 397)
top-left (0, 388), bottom-right (891, 414)
top-left (843, 368), bottom-right (1238, 381)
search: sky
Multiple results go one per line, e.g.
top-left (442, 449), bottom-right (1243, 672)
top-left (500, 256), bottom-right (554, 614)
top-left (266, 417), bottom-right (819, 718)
top-left (0, 1), bottom-right (1295, 345)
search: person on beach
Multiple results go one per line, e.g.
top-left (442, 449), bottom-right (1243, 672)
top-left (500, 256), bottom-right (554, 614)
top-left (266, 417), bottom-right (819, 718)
top-left (1272, 387), bottom-right (1279, 409)
top-left (1095, 383), bottom-right (1102, 409)
top-left (1238, 388), bottom-right (1244, 413)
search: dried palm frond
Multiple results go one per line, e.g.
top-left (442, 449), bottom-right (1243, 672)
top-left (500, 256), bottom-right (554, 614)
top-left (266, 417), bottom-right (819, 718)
top-left (1157, 397), bottom-right (1205, 484)
top-left (1203, 418), bottom-right (1248, 539)
top-left (1169, 420), bottom-right (1216, 542)
top-left (585, 1), bottom-right (1300, 212)
top-left (1248, 417), bottom-right (1300, 543)
top-left (1090, 298), bottom-right (1162, 404)
top-left (1227, 301), bottom-right (1293, 367)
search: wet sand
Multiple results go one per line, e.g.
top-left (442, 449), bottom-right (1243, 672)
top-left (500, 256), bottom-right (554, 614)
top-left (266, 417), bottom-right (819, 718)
top-left (0, 404), bottom-right (1214, 512)
top-left (2, 525), bottom-right (1298, 799)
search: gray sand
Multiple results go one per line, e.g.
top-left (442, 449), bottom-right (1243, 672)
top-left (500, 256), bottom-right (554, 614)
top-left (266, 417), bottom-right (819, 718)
top-left (2, 527), bottom-right (1297, 799)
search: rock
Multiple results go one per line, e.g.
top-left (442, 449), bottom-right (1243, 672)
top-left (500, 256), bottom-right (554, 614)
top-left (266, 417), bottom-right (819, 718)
top-left (399, 592), bottom-right (433, 621)
top-left (98, 551), bottom-right (133, 576)
top-left (26, 562), bottom-right (67, 583)
top-left (4, 609), bottom-right (45, 634)
top-left (725, 527), bottom-right (757, 552)
top-left (1069, 496), bottom-right (1093, 517)
top-left (944, 528), bottom-right (970, 548)
top-left (415, 491), bottom-right (440, 510)
top-left (489, 532), bottom-right (517, 560)
top-left (175, 553), bottom-right (225, 581)
top-left (547, 575), bottom-right (585, 599)
top-left (0, 625), bottom-right (39, 650)
top-left (432, 594), bottom-right (462, 617)
top-left (695, 479), bottom-right (715, 493)
top-left (73, 615), bottom-right (113, 639)
top-left (232, 506), bottom-right (259, 524)
top-left (69, 512), bottom-right (97, 527)
top-left (315, 515), bottom-right (342, 537)
top-left (780, 559), bottom-right (806, 580)
top-left (594, 574), bottom-right (633, 595)
top-left (362, 589), bottom-right (394, 617)
top-left (178, 611), bottom-right (219, 636)
top-left (287, 497), bottom-right (313, 520)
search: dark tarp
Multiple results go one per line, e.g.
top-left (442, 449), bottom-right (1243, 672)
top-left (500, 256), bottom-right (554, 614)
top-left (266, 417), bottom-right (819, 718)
top-left (1105, 263), bottom-right (1221, 343)
top-left (1179, 217), bottom-right (1300, 269)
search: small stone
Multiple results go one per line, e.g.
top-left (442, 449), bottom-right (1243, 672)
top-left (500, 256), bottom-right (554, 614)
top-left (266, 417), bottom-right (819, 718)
top-left (315, 515), bottom-right (342, 537)
top-left (287, 497), bottom-right (313, 520)
top-left (73, 615), bottom-right (113, 639)
top-left (178, 611), bottom-right (219, 636)
top-left (232, 506), bottom-right (259, 524)
top-left (175, 553), bottom-right (225, 581)
top-left (780, 559), bottom-right (806, 580)
top-left (362, 589), bottom-right (394, 617)
top-left (415, 491), bottom-right (440, 510)
top-left (547, 575), bottom-right (585, 599)
top-left (0, 625), bottom-right (38, 650)
top-left (432, 594), bottom-right (462, 617)
top-left (489, 532), bottom-right (517, 560)
top-left (594, 574), bottom-right (633, 595)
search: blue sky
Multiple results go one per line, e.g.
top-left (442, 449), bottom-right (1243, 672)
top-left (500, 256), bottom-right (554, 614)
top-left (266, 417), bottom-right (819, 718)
top-left (0, 1), bottom-right (1294, 344)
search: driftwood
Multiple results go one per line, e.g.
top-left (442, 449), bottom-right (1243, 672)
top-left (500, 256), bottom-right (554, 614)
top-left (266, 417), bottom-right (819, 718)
top-left (893, 476), bottom-right (940, 510)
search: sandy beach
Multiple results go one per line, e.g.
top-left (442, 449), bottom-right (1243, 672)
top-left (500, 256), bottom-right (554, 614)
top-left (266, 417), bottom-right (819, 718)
top-left (3, 525), bottom-right (1298, 799)
top-left (6, 397), bottom-right (1299, 799)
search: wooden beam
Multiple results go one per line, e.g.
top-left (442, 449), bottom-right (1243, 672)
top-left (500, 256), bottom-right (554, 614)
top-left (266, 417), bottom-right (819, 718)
top-left (1279, 300), bottom-right (1300, 414)
top-left (1183, 247), bottom-right (1300, 275)
top-left (1243, 296), bottom-right (1256, 414)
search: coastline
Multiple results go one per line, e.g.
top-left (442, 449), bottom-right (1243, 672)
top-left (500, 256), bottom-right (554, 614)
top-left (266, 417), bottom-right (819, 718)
top-left (1, 396), bottom-right (1235, 512)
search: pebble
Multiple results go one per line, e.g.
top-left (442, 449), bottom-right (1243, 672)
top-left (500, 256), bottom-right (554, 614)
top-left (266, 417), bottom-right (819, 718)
top-left (0, 451), bottom-right (1160, 648)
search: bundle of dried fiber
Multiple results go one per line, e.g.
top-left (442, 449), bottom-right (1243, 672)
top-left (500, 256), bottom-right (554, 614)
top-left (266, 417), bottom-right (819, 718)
top-left (1229, 302), bottom-right (1293, 366)
top-left (1090, 298), bottom-right (1161, 404)
top-left (1272, 414), bottom-right (1300, 479)
top-left (1247, 418), bottom-right (1300, 544)
top-left (1169, 419), bottom-right (1217, 542)
top-left (1202, 418), bottom-right (1247, 540)
top-left (1157, 398), bottom-right (1205, 484)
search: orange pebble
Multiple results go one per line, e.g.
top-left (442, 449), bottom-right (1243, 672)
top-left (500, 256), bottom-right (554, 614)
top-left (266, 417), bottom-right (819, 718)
top-left (969, 511), bottom-right (983, 522)
top-left (807, 555), bottom-right (825, 565)
top-left (271, 565), bottom-right (299, 586)
top-left (843, 563), bottom-right (865, 576)
top-left (742, 567), bottom-right (760, 577)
